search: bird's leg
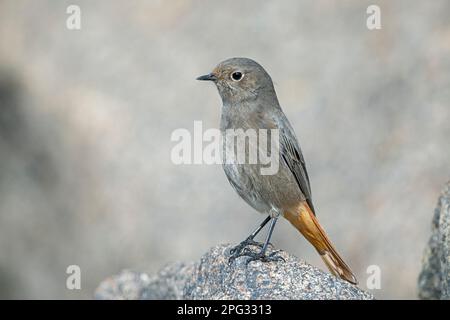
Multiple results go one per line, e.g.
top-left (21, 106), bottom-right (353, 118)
top-left (260, 216), bottom-right (277, 255)
top-left (228, 216), bottom-right (271, 261)
top-left (243, 217), bottom-right (285, 264)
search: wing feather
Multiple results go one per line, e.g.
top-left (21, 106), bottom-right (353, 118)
top-left (279, 122), bottom-right (315, 214)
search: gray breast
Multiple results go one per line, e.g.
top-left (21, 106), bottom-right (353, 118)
top-left (220, 105), bottom-right (304, 214)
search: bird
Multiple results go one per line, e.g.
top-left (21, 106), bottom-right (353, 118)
top-left (196, 57), bottom-right (357, 285)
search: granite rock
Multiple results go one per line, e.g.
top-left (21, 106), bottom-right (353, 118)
top-left (96, 244), bottom-right (373, 300)
top-left (418, 181), bottom-right (450, 299)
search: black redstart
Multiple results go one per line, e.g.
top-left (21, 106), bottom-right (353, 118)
top-left (197, 57), bottom-right (357, 284)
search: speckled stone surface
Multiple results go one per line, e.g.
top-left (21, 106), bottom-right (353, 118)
top-left (418, 181), bottom-right (450, 299)
top-left (95, 262), bottom-right (196, 300)
top-left (95, 244), bottom-right (373, 300)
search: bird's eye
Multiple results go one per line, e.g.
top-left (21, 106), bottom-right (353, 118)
top-left (231, 71), bottom-right (244, 81)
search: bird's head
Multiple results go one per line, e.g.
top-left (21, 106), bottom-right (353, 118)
top-left (197, 57), bottom-right (276, 104)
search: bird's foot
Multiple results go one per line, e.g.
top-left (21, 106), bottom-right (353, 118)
top-left (242, 247), bottom-right (286, 265)
top-left (228, 240), bottom-right (285, 265)
top-left (228, 238), bottom-right (262, 264)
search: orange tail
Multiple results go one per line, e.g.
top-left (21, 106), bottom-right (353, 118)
top-left (284, 202), bottom-right (358, 285)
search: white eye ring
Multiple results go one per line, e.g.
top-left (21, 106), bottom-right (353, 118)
top-left (230, 71), bottom-right (244, 82)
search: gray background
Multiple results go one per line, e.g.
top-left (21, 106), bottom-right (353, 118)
top-left (0, 0), bottom-right (449, 299)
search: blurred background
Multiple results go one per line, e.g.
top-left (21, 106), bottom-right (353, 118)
top-left (0, 0), bottom-right (449, 299)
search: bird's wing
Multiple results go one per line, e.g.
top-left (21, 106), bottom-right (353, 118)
top-left (278, 119), bottom-right (315, 215)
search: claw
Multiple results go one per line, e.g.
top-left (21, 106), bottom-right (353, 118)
top-left (228, 240), bottom-right (285, 265)
top-left (244, 250), bottom-right (285, 265)
top-left (230, 239), bottom-right (258, 253)
top-left (228, 238), bottom-right (263, 264)
top-left (268, 250), bottom-right (286, 262)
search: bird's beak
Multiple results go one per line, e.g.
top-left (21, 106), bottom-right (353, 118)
top-left (196, 73), bottom-right (217, 81)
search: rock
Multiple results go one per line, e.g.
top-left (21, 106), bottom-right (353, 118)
top-left (418, 181), bottom-right (450, 299)
top-left (95, 262), bottom-right (197, 300)
top-left (95, 244), bottom-right (373, 300)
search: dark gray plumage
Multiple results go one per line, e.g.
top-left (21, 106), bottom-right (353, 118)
top-left (197, 57), bottom-right (357, 285)
top-left (211, 58), bottom-right (313, 216)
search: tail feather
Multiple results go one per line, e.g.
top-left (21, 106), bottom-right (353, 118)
top-left (284, 202), bottom-right (358, 285)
